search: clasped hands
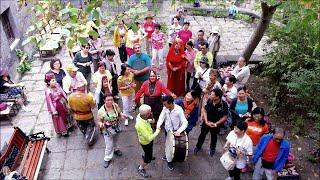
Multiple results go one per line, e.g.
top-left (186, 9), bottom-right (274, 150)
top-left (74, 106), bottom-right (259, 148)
top-left (205, 121), bottom-right (217, 128)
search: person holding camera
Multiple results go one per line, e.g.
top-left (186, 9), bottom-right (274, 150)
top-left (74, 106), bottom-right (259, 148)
top-left (223, 121), bottom-right (253, 180)
top-left (98, 93), bottom-right (124, 168)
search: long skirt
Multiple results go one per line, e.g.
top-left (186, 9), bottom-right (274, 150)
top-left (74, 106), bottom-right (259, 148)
top-left (52, 101), bottom-right (68, 134)
top-left (167, 69), bottom-right (185, 97)
top-left (144, 96), bottom-right (162, 125)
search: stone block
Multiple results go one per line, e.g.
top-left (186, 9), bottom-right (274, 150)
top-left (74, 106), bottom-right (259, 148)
top-left (38, 168), bottom-right (61, 180)
top-left (32, 80), bottom-right (46, 91)
top-left (21, 74), bottom-right (33, 81)
top-left (86, 148), bottom-right (105, 168)
top-left (63, 149), bottom-right (87, 170)
top-left (31, 60), bottom-right (43, 67)
top-left (33, 123), bottom-right (55, 137)
top-left (84, 168), bottom-right (110, 179)
top-left (36, 111), bottom-right (52, 124)
top-left (47, 137), bottom-right (68, 153)
top-left (41, 152), bottom-right (66, 170)
top-left (12, 115), bottom-right (37, 135)
top-left (66, 135), bottom-right (88, 150)
top-left (61, 169), bottom-right (85, 179)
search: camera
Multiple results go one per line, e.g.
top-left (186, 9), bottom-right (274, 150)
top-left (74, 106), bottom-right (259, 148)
top-left (112, 124), bottom-right (120, 133)
top-left (228, 147), bottom-right (237, 159)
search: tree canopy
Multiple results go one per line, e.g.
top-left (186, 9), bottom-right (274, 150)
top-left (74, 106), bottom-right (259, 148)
top-left (262, 0), bottom-right (320, 135)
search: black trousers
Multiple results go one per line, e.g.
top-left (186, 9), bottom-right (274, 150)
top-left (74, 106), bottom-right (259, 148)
top-left (118, 46), bottom-right (127, 63)
top-left (186, 72), bottom-right (192, 91)
top-left (228, 167), bottom-right (241, 180)
top-left (196, 123), bottom-right (220, 150)
top-left (76, 119), bottom-right (95, 135)
top-left (141, 141), bottom-right (153, 164)
top-left (111, 75), bottom-right (119, 96)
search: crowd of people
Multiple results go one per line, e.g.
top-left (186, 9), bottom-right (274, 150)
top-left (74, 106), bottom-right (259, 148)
top-left (0, 7), bottom-right (294, 180)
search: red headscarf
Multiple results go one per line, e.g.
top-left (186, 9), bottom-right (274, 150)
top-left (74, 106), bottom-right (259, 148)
top-left (166, 39), bottom-right (186, 63)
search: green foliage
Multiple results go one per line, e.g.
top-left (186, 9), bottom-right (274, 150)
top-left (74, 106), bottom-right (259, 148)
top-left (15, 49), bottom-right (32, 74)
top-left (235, 14), bottom-right (253, 23)
top-left (262, 0), bottom-right (320, 134)
top-left (290, 114), bottom-right (305, 135)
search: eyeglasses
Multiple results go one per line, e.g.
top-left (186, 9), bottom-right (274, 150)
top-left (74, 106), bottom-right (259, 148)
top-left (84, 47), bottom-right (90, 49)
top-left (200, 62), bottom-right (206, 64)
top-left (200, 47), bottom-right (206, 50)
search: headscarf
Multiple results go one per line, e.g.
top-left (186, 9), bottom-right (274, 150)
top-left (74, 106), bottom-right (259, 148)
top-left (166, 39), bottom-right (185, 63)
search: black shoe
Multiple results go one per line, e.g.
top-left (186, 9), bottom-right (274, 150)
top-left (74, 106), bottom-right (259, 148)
top-left (194, 147), bottom-right (201, 155)
top-left (103, 160), bottom-right (110, 168)
top-left (62, 133), bottom-right (69, 137)
top-left (161, 155), bottom-right (167, 161)
top-left (167, 162), bottom-right (174, 171)
top-left (209, 149), bottom-right (215, 157)
top-left (114, 150), bottom-right (122, 157)
top-left (142, 155), bottom-right (155, 161)
top-left (137, 168), bottom-right (151, 178)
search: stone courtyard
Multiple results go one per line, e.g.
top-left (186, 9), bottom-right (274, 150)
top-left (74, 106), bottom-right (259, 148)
top-left (0, 1), bottom-right (266, 179)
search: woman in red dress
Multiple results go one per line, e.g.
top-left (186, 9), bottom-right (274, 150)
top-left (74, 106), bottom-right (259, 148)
top-left (166, 39), bottom-right (186, 97)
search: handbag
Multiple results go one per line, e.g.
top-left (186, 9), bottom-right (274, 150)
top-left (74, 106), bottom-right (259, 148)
top-left (220, 151), bottom-right (236, 170)
top-left (0, 102), bottom-right (8, 111)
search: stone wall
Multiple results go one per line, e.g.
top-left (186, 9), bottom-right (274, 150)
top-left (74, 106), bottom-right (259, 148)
top-left (0, 0), bottom-right (34, 80)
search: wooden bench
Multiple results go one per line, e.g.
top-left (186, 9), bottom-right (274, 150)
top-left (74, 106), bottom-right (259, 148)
top-left (0, 127), bottom-right (50, 180)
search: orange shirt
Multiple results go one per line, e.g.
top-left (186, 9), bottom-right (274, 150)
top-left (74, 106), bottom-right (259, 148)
top-left (68, 92), bottom-right (95, 121)
top-left (245, 119), bottom-right (269, 145)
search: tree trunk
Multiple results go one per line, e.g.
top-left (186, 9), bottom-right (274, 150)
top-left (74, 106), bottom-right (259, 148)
top-left (242, 1), bottom-right (281, 63)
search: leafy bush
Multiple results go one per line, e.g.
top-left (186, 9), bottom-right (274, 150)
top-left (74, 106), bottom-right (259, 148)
top-left (16, 49), bottom-right (32, 74)
top-left (262, 0), bottom-right (320, 135)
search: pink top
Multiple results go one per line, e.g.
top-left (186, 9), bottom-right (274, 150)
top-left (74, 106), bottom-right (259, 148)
top-left (135, 80), bottom-right (172, 102)
top-left (45, 84), bottom-right (67, 114)
top-left (178, 29), bottom-right (192, 45)
top-left (143, 21), bottom-right (156, 39)
top-left (185, 48), bottom-right (198, 73)
top-left (151, 31), bottom-right (165, 49)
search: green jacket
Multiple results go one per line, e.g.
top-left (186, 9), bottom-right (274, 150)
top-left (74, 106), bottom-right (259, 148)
top-left (135, 114), bottom-right (160, 145)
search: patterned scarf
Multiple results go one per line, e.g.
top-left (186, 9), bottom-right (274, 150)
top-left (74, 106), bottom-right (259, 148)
top-left (183, 97), bottom-right (197, 117)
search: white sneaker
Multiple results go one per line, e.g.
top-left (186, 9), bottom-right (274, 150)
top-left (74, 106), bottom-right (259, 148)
top-left (225, 177), bottom-right (233, 180)
top-left (22, 106), bottom-right (32, 112)
top-left (124, 119), bottom-right (129, 126)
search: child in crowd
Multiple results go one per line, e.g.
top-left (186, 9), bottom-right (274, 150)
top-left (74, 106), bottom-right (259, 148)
top-left (143, 13), bottom-right (156, 56)
top-left (151, 24), bottom-right (166, 70)
top-left (117, 64), bottom-right (136, 126)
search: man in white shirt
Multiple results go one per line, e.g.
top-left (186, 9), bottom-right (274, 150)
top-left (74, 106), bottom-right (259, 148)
top-left (232, 57), bottom-right (250, 88)
top-left (62, 64), bottom-right (87, 95)
top-left (157, 95), bottom-right (188, 171)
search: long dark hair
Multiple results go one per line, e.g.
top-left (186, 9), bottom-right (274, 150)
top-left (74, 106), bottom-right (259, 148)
top-left (120, 64), bottom-right (127, 76)
top-left (249, 107), bottom-right (266, 125)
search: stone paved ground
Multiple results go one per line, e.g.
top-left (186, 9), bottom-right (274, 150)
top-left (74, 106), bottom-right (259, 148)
top-left (0, 1), bottom-right (266, 179)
